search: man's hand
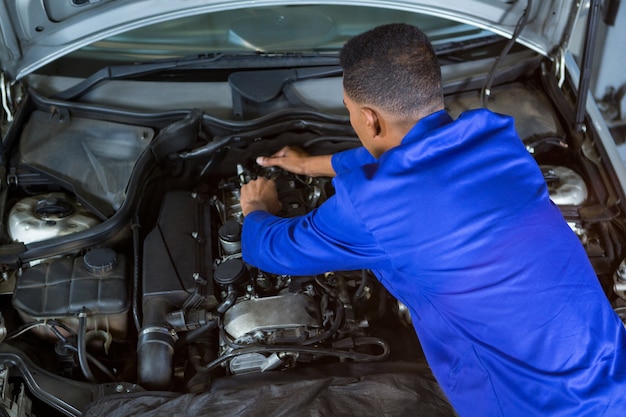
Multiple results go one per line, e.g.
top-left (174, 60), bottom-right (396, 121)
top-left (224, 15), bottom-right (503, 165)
top-left (256, 146), bottom-right (310, 175)
top-left (240, 177), bottom-right (282, 216)
top-left (256, 146), bottom-right (336, 178)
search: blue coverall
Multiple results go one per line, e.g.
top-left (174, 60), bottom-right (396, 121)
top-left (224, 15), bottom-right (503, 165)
top-left (242, 109), bottom-right (626, 416)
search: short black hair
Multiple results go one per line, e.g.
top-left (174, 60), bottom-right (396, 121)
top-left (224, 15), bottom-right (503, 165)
top-left (340, 23), bottom-right (443, 119)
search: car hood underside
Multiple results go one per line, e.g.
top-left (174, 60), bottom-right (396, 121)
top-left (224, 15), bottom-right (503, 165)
top-left (0, 0), bottom-right (578, 80)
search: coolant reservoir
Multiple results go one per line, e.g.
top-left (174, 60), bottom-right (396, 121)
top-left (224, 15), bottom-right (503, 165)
top-left (7, 192), bottom-right (100, 244)
top-left (541, 165), bottom-right (588, 206)
top-left (11, 249), bottom-right (129, 342)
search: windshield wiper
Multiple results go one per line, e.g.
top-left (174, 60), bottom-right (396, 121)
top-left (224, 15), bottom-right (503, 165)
top-left (53, 52), bottom-right (339, 101)
top-left (434, 34), bottom-right (504, 60)
top-left (52, 53), bottom-right (225, 100)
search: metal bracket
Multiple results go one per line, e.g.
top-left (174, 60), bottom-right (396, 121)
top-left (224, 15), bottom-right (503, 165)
top-left (575, 0), bottom-right (602, 132)
top-left (1, 72), bottom-right (14, 123)
top-left (554, 47), bottom-right (566, 88)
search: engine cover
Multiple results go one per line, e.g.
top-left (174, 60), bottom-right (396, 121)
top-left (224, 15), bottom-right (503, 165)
top-left (142, 190), bottom-right (218, 309)
top-left (223, 293), bottom-right (322, 344)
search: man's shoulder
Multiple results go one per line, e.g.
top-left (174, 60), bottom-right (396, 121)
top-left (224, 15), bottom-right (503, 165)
top-left (455, 108), bottom-right (516, 129)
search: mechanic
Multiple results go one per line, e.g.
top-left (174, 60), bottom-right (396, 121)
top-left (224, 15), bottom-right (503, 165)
top-left (239, 23), bottom-right (626, 416)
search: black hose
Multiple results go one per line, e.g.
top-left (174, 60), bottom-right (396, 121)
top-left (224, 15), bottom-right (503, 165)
top-left (49, 319), bottom-right (116, 381)
top-left (216, 285), bottom-right (237, 314)
top-left (352, 269), bottom-right (369, 304)
top-left (5, 319), bottom-right (115, 381)
top-left (200, 337), bottom-right (390, 374)
top-left (314, 275), bottom-right (336, 295)
top-left (62, 343), bottom-right (116, 381)
top-left (177, 120), bottom-right (354, 159)
top-left (220, 327), bottom-right (243, 349)
top-left (480, 0), bottom-right (533, 108)
top-left (303, 298), bottom-right (344, 346)
top-left (77, 308), bottom-right (97, 383)
top-left (598, 222), bottom-right (615, 263)
top-left (302, 135), bottom-right (360, 147)
top-left (48, 320), bottom-right (75, 336)
top-left (47, 323), bottom-right (68, 343)
top-left (175, 320), bottom-right (218, 349)
top-left (6, 321), bottom-right (72, 343)
top-left (523, 135), bottom-right (568, 152)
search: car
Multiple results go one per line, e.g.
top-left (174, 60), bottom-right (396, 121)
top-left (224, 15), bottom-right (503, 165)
top-left (0, 0), bottom-right (623, 416)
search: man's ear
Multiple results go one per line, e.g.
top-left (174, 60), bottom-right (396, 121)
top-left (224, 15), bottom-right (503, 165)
top-left (361, 107), bottom-right (381, 138)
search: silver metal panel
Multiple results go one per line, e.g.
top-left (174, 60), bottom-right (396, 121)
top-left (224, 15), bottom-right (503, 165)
top-left (224, 293), bottom-right (321, 340)
top-left (0, 0), bottom-right (578, 80)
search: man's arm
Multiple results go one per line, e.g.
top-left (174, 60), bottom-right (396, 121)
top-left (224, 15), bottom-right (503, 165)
top-left (240, 150), bottom-right (387, 275)
top-left (256, 146), bottom-right (336, 177)
top-left (241, 191), bottom-right (388, 275)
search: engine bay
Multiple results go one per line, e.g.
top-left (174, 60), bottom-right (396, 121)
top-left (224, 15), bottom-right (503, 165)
top-left (0, 65), bottom-right (625, 414)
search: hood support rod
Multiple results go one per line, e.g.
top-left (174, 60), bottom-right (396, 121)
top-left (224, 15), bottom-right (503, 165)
top-left (575, 0), bottom-right (601, 132)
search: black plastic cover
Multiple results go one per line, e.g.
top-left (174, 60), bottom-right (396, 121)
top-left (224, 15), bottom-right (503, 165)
top-left (12, 254), bottom-right (128, 317)
top-left (83, 362), bottom-right (457, 417)
top-left (142, 190), bottom-right (217, 309)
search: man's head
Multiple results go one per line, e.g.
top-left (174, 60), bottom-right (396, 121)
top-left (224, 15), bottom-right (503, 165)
top-left (340, 23), bottom-right (444, 123)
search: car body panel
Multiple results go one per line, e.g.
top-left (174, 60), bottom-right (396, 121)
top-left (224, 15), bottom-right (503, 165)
top-left (0, 0), bottom-right (578, 80)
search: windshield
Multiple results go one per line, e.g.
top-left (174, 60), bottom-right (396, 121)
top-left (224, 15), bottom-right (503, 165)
top-left (62, 5), bottom-right (491, 62)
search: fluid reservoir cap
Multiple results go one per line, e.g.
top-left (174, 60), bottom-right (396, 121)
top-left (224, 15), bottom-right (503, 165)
top-left (219, 220), bottom-right (242, 243)
top-left (84, 248), bottom-right (118, 275)
top-left (35, 197), bottom-right (74, 220)
top-left (214, 258), bottom-right (248, 287)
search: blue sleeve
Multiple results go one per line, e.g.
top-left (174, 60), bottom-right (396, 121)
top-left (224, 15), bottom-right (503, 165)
top-left (331, 147), bottom-right (376, 175)
top-left (241, 183), bottom-right (388, 275)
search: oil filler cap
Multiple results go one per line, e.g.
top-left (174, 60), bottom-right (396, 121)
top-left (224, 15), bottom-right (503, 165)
top-left (84, 248), bottom-right (118, 275)
top-left (219, 220), bottom-right (241, 243)
top-left (214, 258), bottom-right (248, 287)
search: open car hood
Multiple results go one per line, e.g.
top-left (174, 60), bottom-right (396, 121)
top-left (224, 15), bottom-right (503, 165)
top-left (0, 0), bottom-right (579, 81)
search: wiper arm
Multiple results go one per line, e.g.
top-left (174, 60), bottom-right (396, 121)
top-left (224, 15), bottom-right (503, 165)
top-left (53, 53), bottom-right (225, 101)
top-left (434, 34), bottom-right (503, 58)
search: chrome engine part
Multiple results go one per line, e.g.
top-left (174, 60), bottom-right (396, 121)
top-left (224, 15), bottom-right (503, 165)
top-left (222, 293), bottom-right (324, 374)
top-left (7, 192), bottom-right (101, 244)
top-left (206, 166), bottom-right (388, 375)
top-left (613, 259), bottom-right (626, 302)
top-left (541, 165), bottom-right (588, 206)
top-left (0, 366), bottom-right (32, 417)
top-left (223, 293), bottom-right (322, 343)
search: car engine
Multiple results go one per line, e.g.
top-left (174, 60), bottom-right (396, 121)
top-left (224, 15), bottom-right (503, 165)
top-left (1, 116), bottom-right (407, 400)
top-left (0, 70), bottom-right (625, 416)
top-left (132, 164), bottom-right (394, 390)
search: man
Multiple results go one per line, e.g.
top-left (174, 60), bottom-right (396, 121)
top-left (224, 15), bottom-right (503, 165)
top-left (239, 23), bottom-right (626, 416)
